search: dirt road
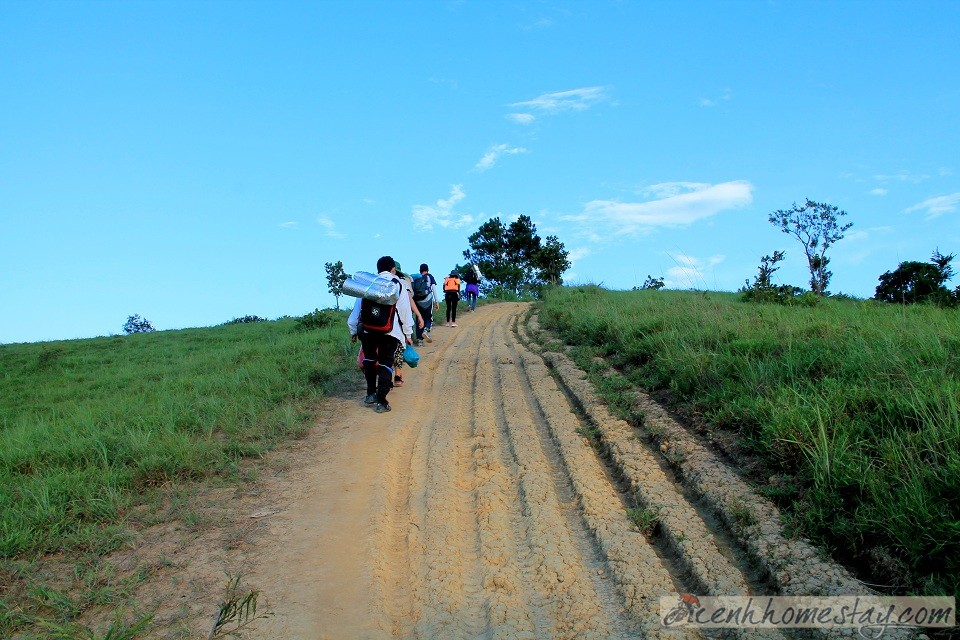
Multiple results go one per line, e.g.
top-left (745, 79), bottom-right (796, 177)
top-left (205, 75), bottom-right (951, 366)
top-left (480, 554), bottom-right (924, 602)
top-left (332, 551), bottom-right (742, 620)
top-left (243, 302), bottom-right (864, 639)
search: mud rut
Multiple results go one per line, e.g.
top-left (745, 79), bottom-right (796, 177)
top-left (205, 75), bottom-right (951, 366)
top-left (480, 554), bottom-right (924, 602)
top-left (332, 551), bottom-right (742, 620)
top-left (242, 302), bottom-right (886, 639)
top-left (344, 302), bottom-right (785, 640)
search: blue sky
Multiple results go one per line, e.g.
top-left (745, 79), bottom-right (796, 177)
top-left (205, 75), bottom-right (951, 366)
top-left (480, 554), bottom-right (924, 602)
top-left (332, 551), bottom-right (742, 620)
top-left (2, 0), bottom-right (958, 344)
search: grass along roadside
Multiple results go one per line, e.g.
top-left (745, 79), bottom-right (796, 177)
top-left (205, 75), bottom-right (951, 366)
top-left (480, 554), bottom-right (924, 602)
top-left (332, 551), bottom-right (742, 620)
top-left (0, 314), bottom-right (355, 636)
top-left (538, 286), bottom-right (960, 596)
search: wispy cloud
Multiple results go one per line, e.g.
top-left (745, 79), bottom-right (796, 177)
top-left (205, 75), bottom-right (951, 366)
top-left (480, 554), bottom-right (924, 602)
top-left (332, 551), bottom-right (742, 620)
top-left (428, 76), bottom-right (458, 90)
top-left (869, 188), bottom-right (888, 196)
top-left (874, 170), bottom-right (930, 184)
top-left (475, 143), bottom-right (528, 171)
top-left (510, 86), bottom-right (610, 115)
top-left (905, 193), bottom-right (960, 219)
top-left (412, 184), bottom-right (475, 231)
top-left (506, 112), bottom-right (536, 125)
top-left (664, 253), bottom-right (726, 289)
top-left (278, 221), bottom-right (299, 229)
top-left (316, 215), bottom-right (345, 238)
top-left (698, 88), bottom-right (732, 107)
top-left (563, 181), bottom-right (753, 236)
top-left (520, 17), bottom-right (554, 30)
top-left (568, 247), bottom-right (591, 262)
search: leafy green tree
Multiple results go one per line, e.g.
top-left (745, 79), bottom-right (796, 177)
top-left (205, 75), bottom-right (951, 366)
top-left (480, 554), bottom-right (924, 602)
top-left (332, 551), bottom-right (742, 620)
top-left (769, 199), bottom-right (853, 295)
top-left (462, 215), bottom-right (570, 297)
top-left (122, 314), bottom-right (155, 334)
top-left (637, 275), bottom-right (665, 290)
top-left (324, 260), bottom-right (348, 310)
top-left (874, 250), bottom-right (956, 306)
top-left (537, 236), bottom-right (572, 286)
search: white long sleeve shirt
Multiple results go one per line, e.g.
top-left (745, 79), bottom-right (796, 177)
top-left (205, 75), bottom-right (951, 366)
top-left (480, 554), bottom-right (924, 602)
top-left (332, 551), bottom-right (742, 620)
top-left (347, 270), bottom-right (414, 344)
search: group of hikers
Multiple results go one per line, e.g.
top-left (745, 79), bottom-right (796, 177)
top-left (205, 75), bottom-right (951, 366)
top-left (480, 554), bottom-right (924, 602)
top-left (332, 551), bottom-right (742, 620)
top-left (346, 256), bottom-right (481, 413)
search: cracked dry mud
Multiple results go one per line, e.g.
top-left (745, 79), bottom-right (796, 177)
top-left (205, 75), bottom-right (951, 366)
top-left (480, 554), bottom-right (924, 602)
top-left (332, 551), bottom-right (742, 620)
top-left (245, 302), bottom-right (878, 639)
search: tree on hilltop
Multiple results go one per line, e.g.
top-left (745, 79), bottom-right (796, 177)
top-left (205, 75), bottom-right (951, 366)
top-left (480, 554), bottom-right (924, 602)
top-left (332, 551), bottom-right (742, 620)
top-left (324, 260), bottom-right (348, 310)
top-left (874, 249), bottom-right (957, 306)
top-left (462, 215), bottom-right (570, 297)
top-left (769, 199), bottom-right (852, 296)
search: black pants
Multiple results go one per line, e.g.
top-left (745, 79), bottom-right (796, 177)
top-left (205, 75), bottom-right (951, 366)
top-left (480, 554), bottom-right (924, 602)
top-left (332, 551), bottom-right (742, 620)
top-left (445, 292), bottom-right (459, 322)
top-left (359, 330), bottom-right (400, 403)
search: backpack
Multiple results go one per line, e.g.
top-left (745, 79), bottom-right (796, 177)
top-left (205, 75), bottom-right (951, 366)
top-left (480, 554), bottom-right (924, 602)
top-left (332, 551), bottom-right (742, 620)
top-left (412, 274), bottom-right (430, 302)
top-left (360, 277), bottom-right (401, 332)
top-left (443, 276), bottom-right (461, 292)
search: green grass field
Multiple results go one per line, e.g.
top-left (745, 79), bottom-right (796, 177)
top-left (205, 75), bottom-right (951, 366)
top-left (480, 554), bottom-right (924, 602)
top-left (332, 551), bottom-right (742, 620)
top-left (0, 314), bottom-right (356, 635)
top-left (0, 316), bottom-right (355, 558)
top-left (539, 286), bottom-right (960, 596)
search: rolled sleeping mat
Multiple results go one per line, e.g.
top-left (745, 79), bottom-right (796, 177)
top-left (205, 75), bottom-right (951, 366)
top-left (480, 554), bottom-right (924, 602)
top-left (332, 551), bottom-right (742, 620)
top-left (342, 271), bottom-right (401, 305)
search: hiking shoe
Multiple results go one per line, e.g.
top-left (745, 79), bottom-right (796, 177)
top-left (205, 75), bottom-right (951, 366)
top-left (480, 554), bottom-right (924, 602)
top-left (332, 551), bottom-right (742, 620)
top-left (363, 393), bottom-right (377, 405)
top-left (374, 402), bottom-right (391, 413)
top-left (423, 332), bottom-right (433, 343)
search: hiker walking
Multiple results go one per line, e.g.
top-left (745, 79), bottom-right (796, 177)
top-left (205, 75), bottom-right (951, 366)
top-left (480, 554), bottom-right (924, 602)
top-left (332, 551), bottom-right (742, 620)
top-left (443, 270), bottom-right (462, 327)
top-left (391, 262), bottom-right (423, 388)
top-left (412, 263), bottom-right (439, 345)
top-left (464, 264), bottom-right (481, 312)
top-left (347, 256), bottom-right (413, 413)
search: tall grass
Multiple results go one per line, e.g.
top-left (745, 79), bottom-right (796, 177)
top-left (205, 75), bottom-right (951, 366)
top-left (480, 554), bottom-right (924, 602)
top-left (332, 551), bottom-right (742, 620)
top-left (539, 286), bottom-right (960, 595)
top-left (0, 317), bottom-right (355, 559)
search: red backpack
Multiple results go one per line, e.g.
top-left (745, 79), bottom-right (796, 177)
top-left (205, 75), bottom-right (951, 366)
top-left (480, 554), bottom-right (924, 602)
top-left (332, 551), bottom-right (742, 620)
top-left (360, 277), bottom-right (401, 332)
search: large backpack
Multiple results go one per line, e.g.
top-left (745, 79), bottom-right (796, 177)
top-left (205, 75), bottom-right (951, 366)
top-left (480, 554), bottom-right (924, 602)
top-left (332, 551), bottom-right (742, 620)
top-left (411, 274), bottom-right (430, 302)
top-left (360, 277), bottom-right (401, 332)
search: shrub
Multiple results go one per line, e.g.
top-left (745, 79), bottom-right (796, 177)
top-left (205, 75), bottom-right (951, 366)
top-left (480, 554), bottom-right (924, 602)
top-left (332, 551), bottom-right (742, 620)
top-left (224, 315), bottom-right (267, 325)
top-left (296, 308), bottom-right (340, 331)
top-left (634, 275), bottom-right (665, 291)
top-left (122, 315), bottom-right (155, 334)
top-left (739, 252), bottom-right (815, 306)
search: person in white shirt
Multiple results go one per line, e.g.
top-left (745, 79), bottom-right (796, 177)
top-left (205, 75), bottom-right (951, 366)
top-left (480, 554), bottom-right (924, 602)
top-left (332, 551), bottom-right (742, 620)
top-left (346, 256), bottom-right (414, 413)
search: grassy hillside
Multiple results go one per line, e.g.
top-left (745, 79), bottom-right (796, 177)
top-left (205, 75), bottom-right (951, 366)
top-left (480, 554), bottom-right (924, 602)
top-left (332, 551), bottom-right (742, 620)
top-left (539, 286), bottom-right (960, 596)
top-left (0, 314), bottom-right (354, 562)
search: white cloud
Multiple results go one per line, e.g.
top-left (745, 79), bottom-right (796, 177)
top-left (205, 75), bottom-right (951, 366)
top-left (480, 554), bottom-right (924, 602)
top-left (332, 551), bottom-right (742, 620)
top-left (869, 188), bottom-right (888, 196)
top-left (475, 143), bottom-right (528, 171)
top-left (316, 215), bottom-right (345, 238)
top-left (506, 113), bottom-right (536, 125)
top-left (874, 170), bottom-right (930, 184)
top-left (279, 221), bottom-right (298, 229)
top-left (563, 181), bottom-right (753, 236)
top-left (510, 86), bottom-right (609, 114)
top-left (412, 184), bottom-right (474, 231)
top-left (664, 253), bottom-right (726, 289)
top-left (568, 247), bottom-right (591, 262)
top-left (428, 77), bottom-right (458, 90)
top-left (698, 89), bottom-right (732, 107)
top-left (904, 193), bottom-right (960, 219)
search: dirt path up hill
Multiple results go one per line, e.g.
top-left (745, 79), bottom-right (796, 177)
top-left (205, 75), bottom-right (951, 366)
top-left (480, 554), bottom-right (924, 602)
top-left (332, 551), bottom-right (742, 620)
top-left (242, 302), bottom-right (820, 639)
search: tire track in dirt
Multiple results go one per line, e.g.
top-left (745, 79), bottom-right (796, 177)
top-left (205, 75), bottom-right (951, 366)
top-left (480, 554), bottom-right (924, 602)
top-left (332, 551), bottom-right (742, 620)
top-left (488, 315), bottom-right (624, 638)
top-left (367, 304), bottom-right (708, 638)
top-left (246, 301), bottom-right (914, 639)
